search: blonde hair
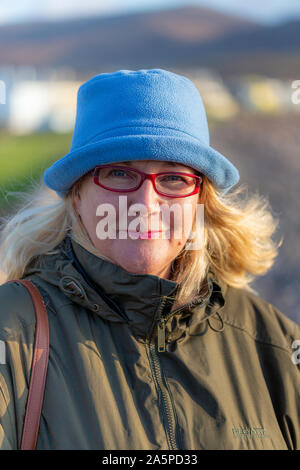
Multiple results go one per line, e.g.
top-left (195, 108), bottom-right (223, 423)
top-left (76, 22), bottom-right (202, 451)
top-left (0, 173), bottom-right (282, 307)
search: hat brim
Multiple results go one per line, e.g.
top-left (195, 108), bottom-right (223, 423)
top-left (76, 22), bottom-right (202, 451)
top-left (43, 134), bottom-right (240, 198)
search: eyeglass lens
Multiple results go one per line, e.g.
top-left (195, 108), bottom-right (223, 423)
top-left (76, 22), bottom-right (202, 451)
top-left (96, 167), bottom-right (197, 196)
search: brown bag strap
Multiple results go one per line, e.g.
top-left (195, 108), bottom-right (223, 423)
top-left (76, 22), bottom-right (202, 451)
top-left (8, 279), bottom-right (49, 450)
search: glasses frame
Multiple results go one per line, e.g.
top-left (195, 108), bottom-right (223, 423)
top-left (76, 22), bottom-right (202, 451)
top-left (92, 164), bottom-right (202, 198)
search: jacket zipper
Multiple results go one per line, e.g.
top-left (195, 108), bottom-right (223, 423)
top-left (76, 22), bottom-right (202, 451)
top-left (148, 296), bottom-right (179, 450)
top-left (157, 318), bottom-right (166, 352)
top-left (148, 292), bottom-right (209, 450)
top-left (156, 298), bottom-right (206, 353)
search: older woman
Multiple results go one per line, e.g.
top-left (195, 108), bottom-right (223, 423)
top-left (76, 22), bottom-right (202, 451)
top-left (0, 69), bottom-right (299, 450)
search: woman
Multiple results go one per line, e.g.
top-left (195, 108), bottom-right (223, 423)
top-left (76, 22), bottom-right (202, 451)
top-left (0, 68), bottom-right (299, 450)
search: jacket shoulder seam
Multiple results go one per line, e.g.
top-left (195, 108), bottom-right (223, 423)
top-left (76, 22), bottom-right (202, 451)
top-left (222, 318), bottom-right (293, 355)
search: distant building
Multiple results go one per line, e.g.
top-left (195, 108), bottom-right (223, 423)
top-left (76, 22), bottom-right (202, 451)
top-left (226, 75), bottom-right (300, 114)
top-left (176, 67), bottom-right (240, 120)
top-left (0, 65), bottom-right (82, 134)
top-left (8, 80), bottom-right (81, 134)
top-left (1, 65), bottom-right (299, 135)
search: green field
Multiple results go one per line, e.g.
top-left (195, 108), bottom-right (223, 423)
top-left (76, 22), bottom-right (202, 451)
top-left (0, 131), bottom-right (72, 213)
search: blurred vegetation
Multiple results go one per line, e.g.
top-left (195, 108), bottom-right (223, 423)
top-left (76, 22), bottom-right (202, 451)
top-left (0, 131), bottom-right (72, 214)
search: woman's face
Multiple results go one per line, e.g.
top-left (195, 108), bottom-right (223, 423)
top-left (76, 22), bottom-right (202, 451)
top-left (73, 160), bottom-right (201, 279)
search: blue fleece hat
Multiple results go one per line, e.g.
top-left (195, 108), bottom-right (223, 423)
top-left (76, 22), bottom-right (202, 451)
top-left (43, 68), bottom-right (239, 197)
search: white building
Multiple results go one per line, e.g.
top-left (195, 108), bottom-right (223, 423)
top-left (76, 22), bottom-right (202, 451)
top-left (177, 67), bottom-right (240, 120)
top-left (7, 79), bottom-right (81, 134)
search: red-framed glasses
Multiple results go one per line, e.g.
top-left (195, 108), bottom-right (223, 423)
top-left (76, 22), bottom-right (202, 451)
top-left (92, 165), bottom-right (202, 198)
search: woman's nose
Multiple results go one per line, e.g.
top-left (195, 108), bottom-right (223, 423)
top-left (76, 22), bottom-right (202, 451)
top-left (134, 178), bottom-right (160, 205)
top-left (128, 178), bottom-right (163, 222)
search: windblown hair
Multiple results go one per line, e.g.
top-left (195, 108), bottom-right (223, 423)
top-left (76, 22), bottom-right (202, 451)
top-left (0, 172), bottom-right (282, 307)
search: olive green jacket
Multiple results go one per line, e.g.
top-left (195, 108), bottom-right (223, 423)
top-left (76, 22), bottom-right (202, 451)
top-left (0, 236), bottom-right (299, 450)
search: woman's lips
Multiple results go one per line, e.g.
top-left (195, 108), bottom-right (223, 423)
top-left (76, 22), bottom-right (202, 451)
top-left (128, 230), bottom-right (162, 239)
top-left (117, 230), bottom-right (168, 239)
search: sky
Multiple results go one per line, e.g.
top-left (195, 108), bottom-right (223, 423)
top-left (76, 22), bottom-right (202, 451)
top-left (1, 0), bottom-right (300, 25)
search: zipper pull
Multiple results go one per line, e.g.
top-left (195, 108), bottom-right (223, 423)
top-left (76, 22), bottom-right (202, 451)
top-left (157, 319), bottom-right (166, 353)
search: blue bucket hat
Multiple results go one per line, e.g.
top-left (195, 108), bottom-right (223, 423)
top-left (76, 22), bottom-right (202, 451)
top-left (43, 68), bottom-right (239, 197)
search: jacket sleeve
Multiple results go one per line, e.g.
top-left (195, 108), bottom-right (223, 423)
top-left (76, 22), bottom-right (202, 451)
top-left (283, 322), bottom-right (300, 450)
top-left (269, 304), bottom-right (300, 450)
top-left (0, 282), bottom-right (36, 450)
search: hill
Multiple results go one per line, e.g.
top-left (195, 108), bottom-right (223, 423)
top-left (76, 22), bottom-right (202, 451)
top-left (0, 5), bottom-right (299, 78)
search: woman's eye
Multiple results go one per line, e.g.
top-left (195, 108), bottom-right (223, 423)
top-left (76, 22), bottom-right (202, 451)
top-left (164, 175), bottom-right (186, 182)
top-left (111, 170), bottom-right (127, 177)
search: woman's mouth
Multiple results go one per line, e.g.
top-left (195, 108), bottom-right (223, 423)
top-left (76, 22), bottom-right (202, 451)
top-left (127, 230), bottom-right (163, 239)
top-left (116, 229), bottom-right (171, 239)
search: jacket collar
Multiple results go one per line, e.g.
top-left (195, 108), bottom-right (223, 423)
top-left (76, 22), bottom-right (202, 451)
top-left (25, 235), bottom-right (226, 341)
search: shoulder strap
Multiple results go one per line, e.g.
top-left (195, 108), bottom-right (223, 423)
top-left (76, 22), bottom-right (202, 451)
top-left (8, 279), bottom-right (49, 450)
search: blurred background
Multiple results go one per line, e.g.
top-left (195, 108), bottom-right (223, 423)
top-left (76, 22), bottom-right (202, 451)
top-left (0, 0), bottom-right (299, 323)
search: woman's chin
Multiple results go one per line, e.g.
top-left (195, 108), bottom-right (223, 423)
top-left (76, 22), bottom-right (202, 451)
top-left (93, 238), bottom-right (174, 277)
top-left (114, 247), bottom-right (170, 277)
